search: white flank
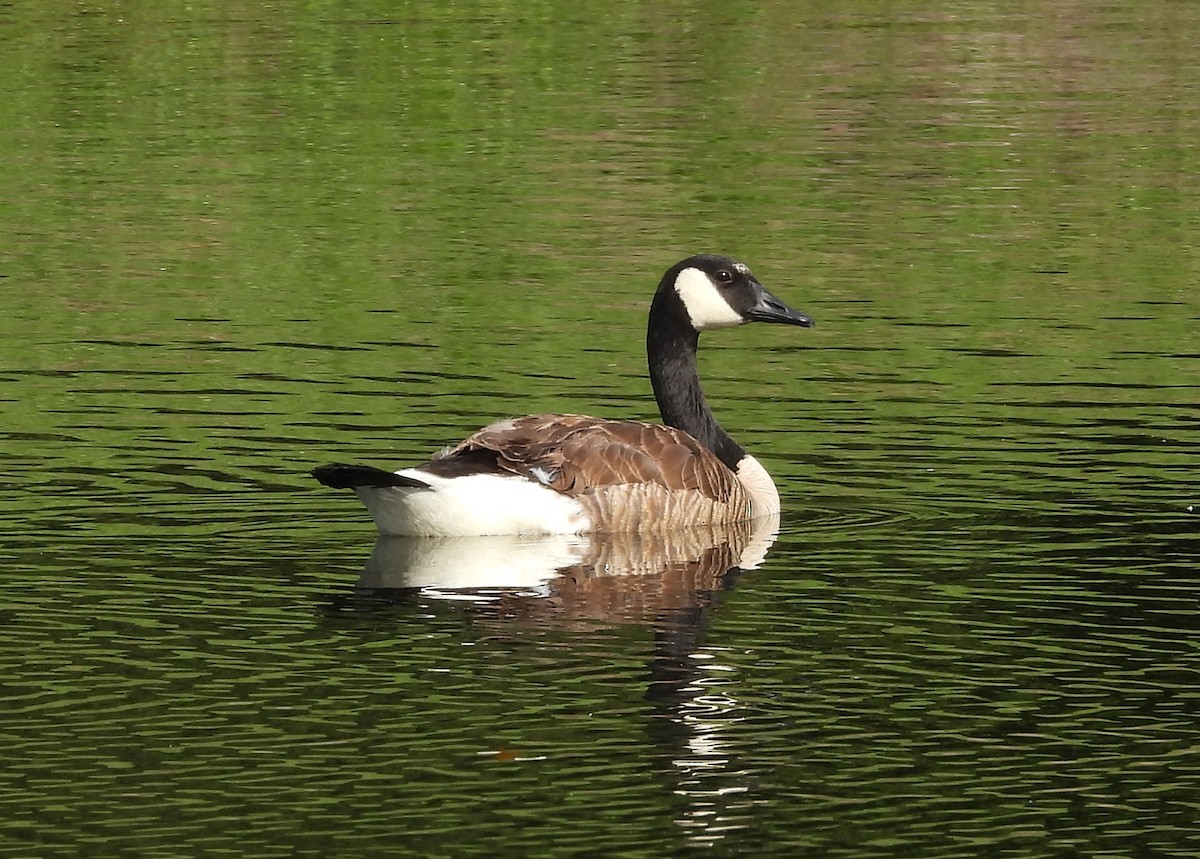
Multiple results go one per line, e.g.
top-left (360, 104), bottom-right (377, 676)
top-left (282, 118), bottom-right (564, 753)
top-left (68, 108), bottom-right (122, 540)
top-left (674, 266), bottom-right (745, 330)
top-left (735, 454), bottom-right (781, 516)
top-left (353, 469), bottom-right (591, 537)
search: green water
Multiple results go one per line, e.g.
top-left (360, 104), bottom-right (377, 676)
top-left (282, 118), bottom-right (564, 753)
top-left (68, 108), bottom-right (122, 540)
top-left (2, 2), bottom-right (1197, 857)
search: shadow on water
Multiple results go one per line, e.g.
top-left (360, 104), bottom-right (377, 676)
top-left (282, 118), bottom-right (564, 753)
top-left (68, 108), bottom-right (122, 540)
top-left (318, 516), bottom-right (780, 849)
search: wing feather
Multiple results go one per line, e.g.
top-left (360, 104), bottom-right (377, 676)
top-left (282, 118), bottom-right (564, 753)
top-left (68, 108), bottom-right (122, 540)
top-left (422, 414), bottom-right (740, 503)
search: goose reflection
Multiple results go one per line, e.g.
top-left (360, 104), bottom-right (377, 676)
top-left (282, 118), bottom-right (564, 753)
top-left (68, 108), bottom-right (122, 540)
top-left (345, 515), bottom-right (779, 848)
top-left (356, 516), bottom-right (778, 624)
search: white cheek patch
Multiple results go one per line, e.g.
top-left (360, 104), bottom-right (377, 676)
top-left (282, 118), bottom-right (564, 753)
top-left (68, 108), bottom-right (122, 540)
top-left (674, 267), bottom-right (745, 330)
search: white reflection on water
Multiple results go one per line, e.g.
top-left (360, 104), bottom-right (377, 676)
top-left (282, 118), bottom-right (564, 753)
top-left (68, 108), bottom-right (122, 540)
top-left (670, 665), bottom-right (761, 847)
top-left (352, 516), bottom-right (781, 847)
top-left (356, 515), bottom-right (780, 615)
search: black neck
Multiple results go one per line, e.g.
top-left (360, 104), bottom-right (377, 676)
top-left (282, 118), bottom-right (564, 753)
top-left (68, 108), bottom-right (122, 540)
top-left (646, 293), bottom-right (746, 472)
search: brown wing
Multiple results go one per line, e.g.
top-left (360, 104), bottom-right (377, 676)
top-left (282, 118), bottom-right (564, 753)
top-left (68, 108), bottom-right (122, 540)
top-left (422, 414), bottom-right (740, 503)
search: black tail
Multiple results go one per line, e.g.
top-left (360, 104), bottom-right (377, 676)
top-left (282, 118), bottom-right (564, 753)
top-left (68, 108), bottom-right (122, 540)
top-left (311, 463), bottom-right (430, 490)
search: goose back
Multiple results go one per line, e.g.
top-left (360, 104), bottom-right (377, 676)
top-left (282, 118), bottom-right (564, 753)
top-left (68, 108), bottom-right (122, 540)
top-left (418, 414), bottom-right (753, 532)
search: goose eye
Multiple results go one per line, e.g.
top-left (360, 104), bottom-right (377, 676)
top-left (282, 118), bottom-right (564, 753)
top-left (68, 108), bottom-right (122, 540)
top-left (715, 269), bottom-right (734, 284)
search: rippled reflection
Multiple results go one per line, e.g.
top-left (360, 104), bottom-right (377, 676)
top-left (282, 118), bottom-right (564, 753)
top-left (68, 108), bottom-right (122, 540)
top-left (356, 517), bottom-right (777, 612)
top-left (342, 517), bottom-right (779, 847)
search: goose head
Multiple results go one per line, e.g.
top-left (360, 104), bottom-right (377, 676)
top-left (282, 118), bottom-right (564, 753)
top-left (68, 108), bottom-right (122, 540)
top-left (656, 253), bottom-right (813, 333)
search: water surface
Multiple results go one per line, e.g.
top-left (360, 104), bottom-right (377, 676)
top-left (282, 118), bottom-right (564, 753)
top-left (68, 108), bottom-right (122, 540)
top-left (1, 2), bottom-right (1197, 856)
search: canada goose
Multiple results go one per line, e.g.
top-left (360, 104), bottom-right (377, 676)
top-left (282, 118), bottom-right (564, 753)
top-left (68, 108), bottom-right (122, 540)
top-left (313, 254), bottom-right (812, 536)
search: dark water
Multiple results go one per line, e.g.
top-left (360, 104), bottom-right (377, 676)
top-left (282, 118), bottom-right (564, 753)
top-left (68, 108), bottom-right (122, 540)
top-left (2, 2), bottom-right (1197, 857)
